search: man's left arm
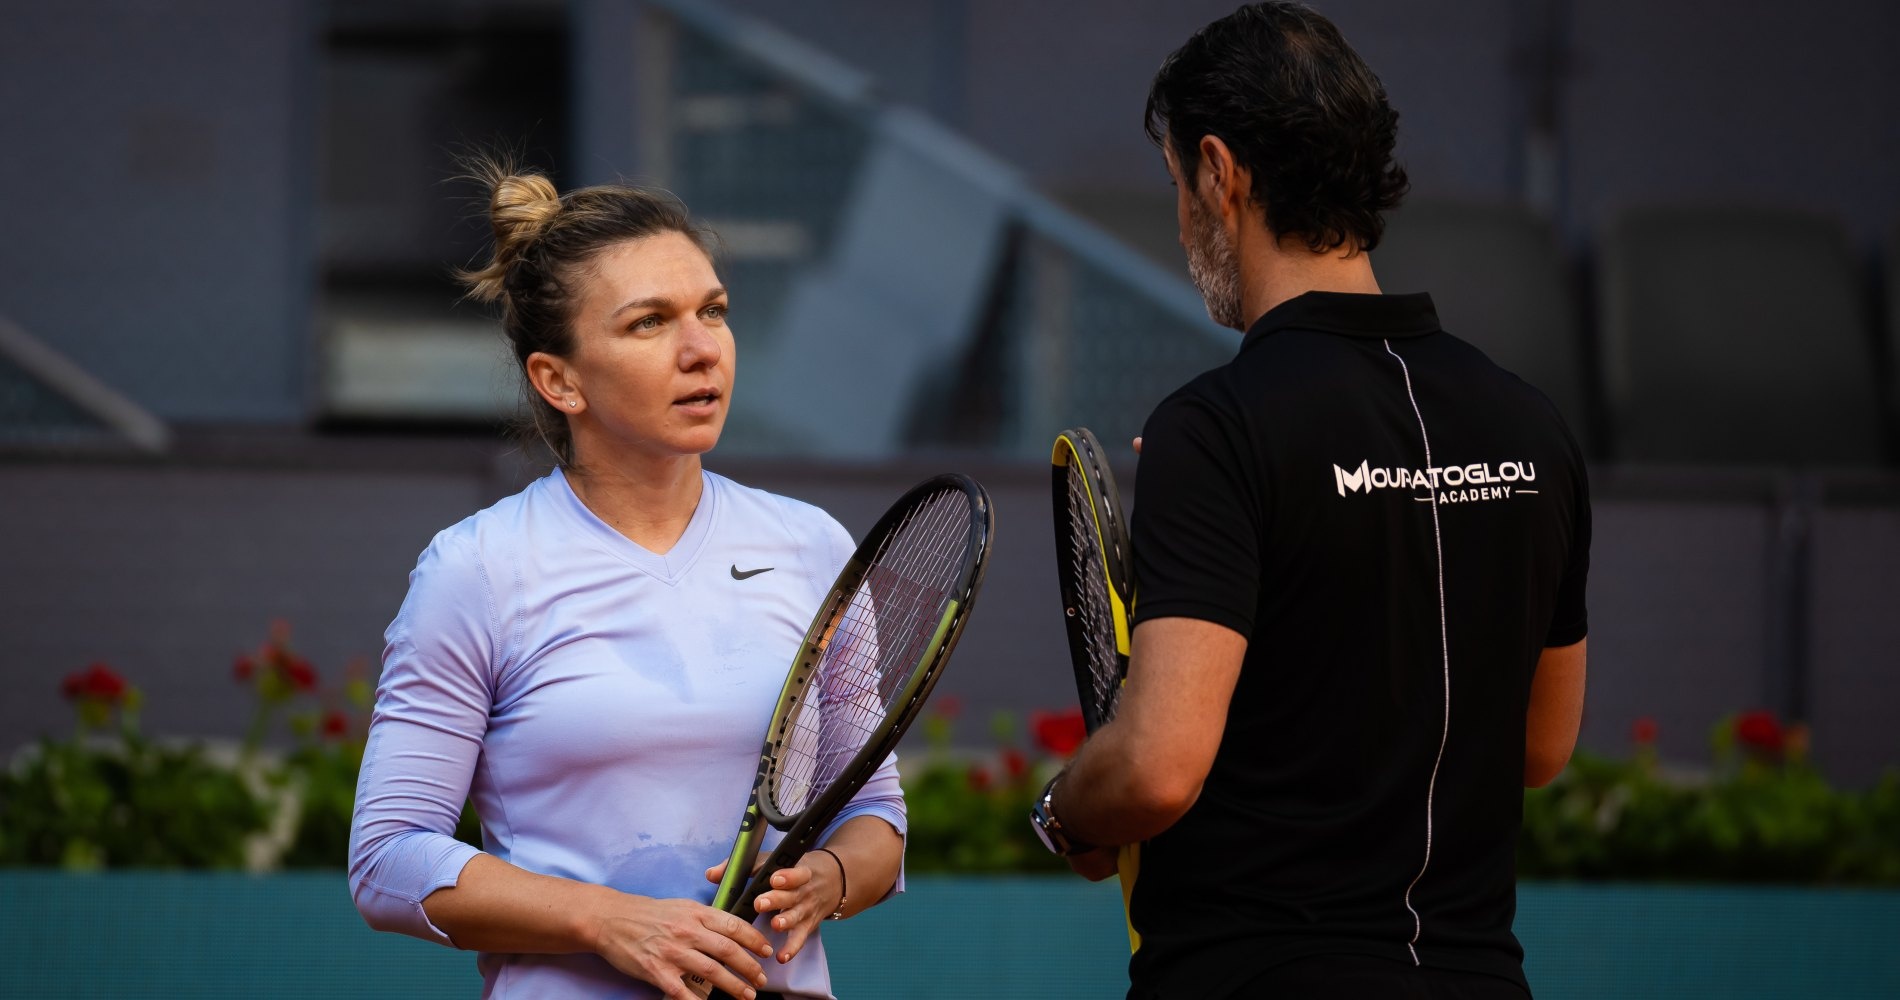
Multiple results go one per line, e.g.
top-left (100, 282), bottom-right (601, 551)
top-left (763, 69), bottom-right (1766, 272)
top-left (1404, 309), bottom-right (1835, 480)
top-left (1051, 616), bottom-right (1248, 854)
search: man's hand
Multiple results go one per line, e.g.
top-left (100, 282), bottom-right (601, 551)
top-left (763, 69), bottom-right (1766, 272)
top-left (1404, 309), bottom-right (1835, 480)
top-left (1064, 845), bottom-right (1120, 882)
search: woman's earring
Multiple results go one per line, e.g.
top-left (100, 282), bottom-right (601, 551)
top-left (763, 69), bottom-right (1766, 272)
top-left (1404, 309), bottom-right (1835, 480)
top-left (568, 400), bottom-right (578, 408)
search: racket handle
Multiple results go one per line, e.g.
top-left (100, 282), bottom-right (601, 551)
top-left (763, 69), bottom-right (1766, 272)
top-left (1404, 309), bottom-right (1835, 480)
top-left (681, 844), bottom-right (801, 998)
top-left (731, 854), bottom-right (791, 922)
top-left (683, 971), bottom-right (748, 1000)
top-left (731, 826), bottom-right (824, 923)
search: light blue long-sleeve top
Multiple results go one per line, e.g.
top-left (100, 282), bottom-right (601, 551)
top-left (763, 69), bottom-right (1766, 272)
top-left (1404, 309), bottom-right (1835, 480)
top-left (348, 468), bottom-right (907, 999)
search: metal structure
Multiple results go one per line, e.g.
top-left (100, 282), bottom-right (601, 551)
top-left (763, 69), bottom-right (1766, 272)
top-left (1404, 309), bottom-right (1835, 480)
top-left (0, 316), bottom-right (169, 454)
top-left (629, 0), bottom-right (1236, 458)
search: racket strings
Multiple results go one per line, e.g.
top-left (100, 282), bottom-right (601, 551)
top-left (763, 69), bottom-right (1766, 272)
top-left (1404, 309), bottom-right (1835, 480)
top-left (1064, 461), bottom-right (1123, 727)
top-left (771, 488), bottom-right (973, 816)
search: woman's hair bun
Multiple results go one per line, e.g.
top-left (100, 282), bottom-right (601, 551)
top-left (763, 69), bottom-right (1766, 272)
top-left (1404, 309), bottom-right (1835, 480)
top-left (459, 157), bottom-right (562, 303)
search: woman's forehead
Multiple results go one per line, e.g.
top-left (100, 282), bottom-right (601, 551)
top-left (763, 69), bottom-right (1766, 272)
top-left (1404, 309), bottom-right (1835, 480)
top-left (581, 232), bottom-right (719, 306)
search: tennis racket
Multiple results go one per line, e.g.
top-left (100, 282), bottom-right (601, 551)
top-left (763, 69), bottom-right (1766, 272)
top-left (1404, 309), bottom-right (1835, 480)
top-left (1052, 427), bottom-right (1133, 731)
top-left (1050, 427), bottom-right (1141, 951)
top-left (687, 473), bottom-right (994, 998)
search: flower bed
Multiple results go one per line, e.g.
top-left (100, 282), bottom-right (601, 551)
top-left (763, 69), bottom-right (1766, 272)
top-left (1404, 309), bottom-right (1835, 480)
top-left (0, 623), bottom-right (477, 869)
top-left (1520, 714), bottom-right (1900, 883)
top-left (3, 629), bottom-right (1894, 884)
top-left (900, 704), bottom-right (1900, 883)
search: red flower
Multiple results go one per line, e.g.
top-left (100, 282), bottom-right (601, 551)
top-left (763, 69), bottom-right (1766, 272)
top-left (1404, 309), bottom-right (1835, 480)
top-left (283, 656), bottom-right (318, 692)
top-left (966, 764), bottom-right (993, 792)
top-left (320, 710), bottom-right (350, 740)
top-left (1030, 709), bottom-right (1088, 758)
top-left (233, 655), bottom-right (256, 681)
top-left (1001, 746), bottom-right (1029, 782)
top-left (60, 663), bottom-right (128, 704)
top-left (1735, 710), bottom-right (1784, 753)
top-left (933, 694), bottom-right (964, 720)
top-left (1631, 716), bottom-right (1658, 745)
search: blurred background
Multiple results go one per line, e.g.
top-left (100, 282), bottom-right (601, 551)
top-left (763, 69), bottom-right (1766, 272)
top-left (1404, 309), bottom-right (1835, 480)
top-left (2, 0), bottom-right (1898, 996)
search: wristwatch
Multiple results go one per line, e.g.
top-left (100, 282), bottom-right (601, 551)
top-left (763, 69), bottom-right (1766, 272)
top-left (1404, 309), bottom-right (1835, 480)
top-left (1030, 772), bottom-right (1089, 856)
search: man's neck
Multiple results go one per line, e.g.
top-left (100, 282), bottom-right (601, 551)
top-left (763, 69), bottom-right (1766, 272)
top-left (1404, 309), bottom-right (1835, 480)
top-left (1238, 236), bottom-right (1382, 330)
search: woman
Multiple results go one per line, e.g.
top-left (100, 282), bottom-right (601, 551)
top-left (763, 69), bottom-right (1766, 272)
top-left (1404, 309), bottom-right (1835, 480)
top-left (348, 162), bottom-right (906, 1000)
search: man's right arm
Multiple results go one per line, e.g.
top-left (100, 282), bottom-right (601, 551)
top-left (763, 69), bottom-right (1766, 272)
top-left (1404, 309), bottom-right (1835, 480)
top-left (1524, 639), bottom-right (1586, 787)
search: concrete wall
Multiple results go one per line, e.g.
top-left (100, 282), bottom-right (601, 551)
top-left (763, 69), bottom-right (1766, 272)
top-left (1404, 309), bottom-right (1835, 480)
top-left (2, 0), bottom-right (1894, 430)
top-left (716, 0), bottom-right (1900, 246)
top-left (0, 0), bottom-right (314, 422)
top-left (708, 0), bottom-right (1527, 200)
top-left (1563, 0), bottom-right (1900, 246)
top-left (7, 874), bottom-right (1895, 998)
top-left (0, 457), bottom-right (490, 742)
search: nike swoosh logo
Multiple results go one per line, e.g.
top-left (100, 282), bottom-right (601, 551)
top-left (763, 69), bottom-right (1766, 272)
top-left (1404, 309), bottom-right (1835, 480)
top-left (730, 565), bottom-right (775, 580)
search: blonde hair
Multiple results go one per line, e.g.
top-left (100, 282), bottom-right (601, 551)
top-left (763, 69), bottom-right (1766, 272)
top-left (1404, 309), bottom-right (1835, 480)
top-left (456, 156), bottom-right (714, 467)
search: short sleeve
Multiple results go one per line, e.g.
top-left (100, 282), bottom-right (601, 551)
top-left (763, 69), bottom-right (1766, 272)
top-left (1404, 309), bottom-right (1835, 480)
top-left (1130, 389), bottom-right (1259, 639)
top-left (1544, 452), bottom-right (1590, 648)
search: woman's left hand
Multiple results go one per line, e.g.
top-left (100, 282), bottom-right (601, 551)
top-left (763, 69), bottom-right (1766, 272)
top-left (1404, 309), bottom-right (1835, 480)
top-left (704, 853), bottom-right (843, 965)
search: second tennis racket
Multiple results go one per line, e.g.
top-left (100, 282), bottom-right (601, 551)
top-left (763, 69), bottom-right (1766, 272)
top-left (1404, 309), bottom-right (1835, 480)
top-left (688, 473), bottom-right (994, 998)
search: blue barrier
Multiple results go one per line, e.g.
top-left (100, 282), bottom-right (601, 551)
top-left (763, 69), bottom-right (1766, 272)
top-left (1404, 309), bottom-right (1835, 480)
top-left (2, 873), bottom-right (1895, 998)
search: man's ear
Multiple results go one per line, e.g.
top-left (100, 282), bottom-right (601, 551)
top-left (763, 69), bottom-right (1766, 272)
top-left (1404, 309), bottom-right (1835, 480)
top-left (1195, 134), bottom-right (1252, 221)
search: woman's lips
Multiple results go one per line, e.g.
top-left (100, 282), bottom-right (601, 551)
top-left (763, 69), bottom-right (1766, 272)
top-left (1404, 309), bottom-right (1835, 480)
top-left (673, 388), bottom-right (722, 412)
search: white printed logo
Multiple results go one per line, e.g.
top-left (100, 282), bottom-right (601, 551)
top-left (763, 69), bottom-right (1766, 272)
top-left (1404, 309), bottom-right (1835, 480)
top-left (1332, 459), bottom-right (1538, 504)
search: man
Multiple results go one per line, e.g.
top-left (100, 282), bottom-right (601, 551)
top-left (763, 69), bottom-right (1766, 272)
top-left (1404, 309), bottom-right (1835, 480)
top-left (1027, 4), bottom-right (1589, 998)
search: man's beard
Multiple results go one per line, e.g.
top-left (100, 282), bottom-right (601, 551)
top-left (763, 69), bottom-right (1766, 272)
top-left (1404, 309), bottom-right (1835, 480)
top-left (1183, 194), bottom-right (1245, 331)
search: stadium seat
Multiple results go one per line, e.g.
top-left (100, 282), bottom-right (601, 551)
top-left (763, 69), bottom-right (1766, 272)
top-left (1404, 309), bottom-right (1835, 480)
top-left (1597, 206), bottom-right (1880, 466)
top-left (1374, 201), bottom-right (1594, 453)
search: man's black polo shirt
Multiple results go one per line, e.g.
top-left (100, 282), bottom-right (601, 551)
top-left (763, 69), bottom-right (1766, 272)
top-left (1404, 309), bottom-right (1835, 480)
top-left (1125, 291), bottom-right (1589, 997)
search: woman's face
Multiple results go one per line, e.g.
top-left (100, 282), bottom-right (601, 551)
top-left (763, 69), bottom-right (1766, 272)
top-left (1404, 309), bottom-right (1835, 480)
top-left (545, 230), bottom-right (734, 465)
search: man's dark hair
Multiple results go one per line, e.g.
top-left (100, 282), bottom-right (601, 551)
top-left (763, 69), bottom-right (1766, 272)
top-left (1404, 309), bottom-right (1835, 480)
top-left (1145, 1), bottom-right (1409, 254)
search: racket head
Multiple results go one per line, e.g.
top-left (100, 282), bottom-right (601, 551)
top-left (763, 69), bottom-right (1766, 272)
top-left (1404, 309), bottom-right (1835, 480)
top-left (758, 473), bottom-right (991, 832)
top-left (1051, 427), bottom-right (1133, 733)
top-left (704, 475), bottom-right (991, 927)
top-left (715, 474), bottom-right (990, 921)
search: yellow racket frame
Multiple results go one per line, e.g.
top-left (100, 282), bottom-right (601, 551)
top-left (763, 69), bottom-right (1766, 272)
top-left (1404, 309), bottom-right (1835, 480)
top-left (1051, 429), bottom-right (1141, 953)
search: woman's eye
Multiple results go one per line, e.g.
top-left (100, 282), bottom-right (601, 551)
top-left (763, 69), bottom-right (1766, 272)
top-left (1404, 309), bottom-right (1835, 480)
top-left (633, 314), bottom-right (662, 331)
top-left (703, 303), bottom-right (727, 321)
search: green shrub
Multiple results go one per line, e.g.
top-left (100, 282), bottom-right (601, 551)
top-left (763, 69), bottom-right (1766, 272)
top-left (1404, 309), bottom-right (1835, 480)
top-left (1, 624), bottom-right (481, 871)
top-left (0, 666), bottom-right (270, 868)
top-left (1519, 714), bottom-right (1900, 884)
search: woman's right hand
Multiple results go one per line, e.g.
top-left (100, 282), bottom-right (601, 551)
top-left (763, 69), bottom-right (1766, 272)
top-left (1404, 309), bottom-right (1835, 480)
top-left (588, 893), bottom-right (774, 1000)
